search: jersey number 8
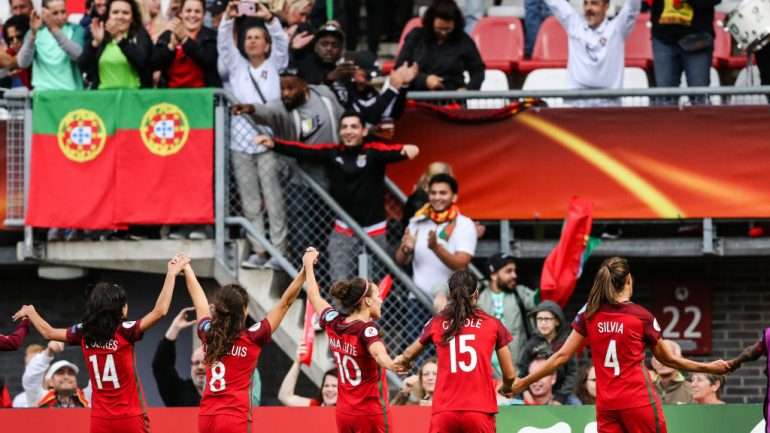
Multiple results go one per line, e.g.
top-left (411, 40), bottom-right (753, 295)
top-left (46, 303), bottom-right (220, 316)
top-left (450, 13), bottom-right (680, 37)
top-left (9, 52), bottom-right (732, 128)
top-left (210, 362), bottom-right (226, 392)
top-left (448, 335), bottom-right (478, 373)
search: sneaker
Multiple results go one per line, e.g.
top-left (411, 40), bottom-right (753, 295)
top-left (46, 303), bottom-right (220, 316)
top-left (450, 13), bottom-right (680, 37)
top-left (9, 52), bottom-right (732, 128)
top-left (241, 254), bottom-right (268, 269)
top-left (168, 226), bottom-right (191, 240)
top-left (263, 257), bottom-right (283, 270)
top-left (188, 229), bottom-right (208, 240)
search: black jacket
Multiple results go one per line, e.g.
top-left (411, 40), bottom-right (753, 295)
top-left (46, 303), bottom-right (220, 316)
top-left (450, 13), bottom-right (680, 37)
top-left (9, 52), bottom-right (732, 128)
top-left (79, 28), bottom-right (154, 89)
top-left (291, 48), bottom-right (336, 85)
top-left (396, 27), bottom-right (485, 91)
top-left (152, 338), bottom-right (201, 407)
top-left (151, 27), bottom-right (222, 88)
top-left (329, 79), bottom-right (408, 126)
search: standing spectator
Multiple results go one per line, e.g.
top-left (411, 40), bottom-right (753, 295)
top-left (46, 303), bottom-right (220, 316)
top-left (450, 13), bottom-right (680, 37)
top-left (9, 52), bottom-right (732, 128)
top-left (80, 0), bottom-right (108, 42)
top-left (543, 0), bottom-right (641, 90)
top-left (391, 357), bottom-right (437, 405)
top-left (1, 14), bottom-right (31, 89)
top-left (255, 111), bottom-right (420, 281)
top-left (462, 0), bottom-right (484, 33)
top-left (524, 0), bottom-right (552, 58)
top-left (10, 0), bottom-right (32, 17)
top-left (0, 319), bottom-right (29, 351)
top-left (152, 308), bottom-right (207, 406)
top-left (17, 0), bottom-right (85, 91)
top-left (690, 373), bottom-right (725, 405)
top-left (278, 343), bottom-right (338, 406)
top-left (144, 0), bottom-right (167, 40)
top-left (518, 301), bottom-right (579, 405)
top-left (343, 0), bottom-right (386, 54)
top-left (395, 173), bottom-right (477, 340)
top-left (524, 356), bottom-right (562, 405)
top-left (152, 0), bottom-right (220, 87)
top-left (401, 161), bottom-right (453, 228)
top-left (219, 1), bottom-right (290, 269)
top-left (79, 0), bottom-right (154, 89)
top-left (395, 0), bottom-right (484, 91)
top-left (652, 339), bottom-right (694, 404)
top-left (308, 0), bottom-right (343, 33)
top-left (650, 0), bottom-right (718, 91)
top-left (575, 364), bottom-right (596, 404)
top-left (291, 21), bottom-right (345, 84)
top-left (757, 45), bottom-right (770, 93)
top-left (23, 341), bottom-right (90, 408)
top-left (277, 0), bottom-right (313, 29)
top-left (12, 344), bottom-right (44, 407)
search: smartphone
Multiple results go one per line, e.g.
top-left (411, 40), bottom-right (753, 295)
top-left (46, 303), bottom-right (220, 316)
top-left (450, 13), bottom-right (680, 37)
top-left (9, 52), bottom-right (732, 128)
top-left (237, 1), bottom-right (258, 16)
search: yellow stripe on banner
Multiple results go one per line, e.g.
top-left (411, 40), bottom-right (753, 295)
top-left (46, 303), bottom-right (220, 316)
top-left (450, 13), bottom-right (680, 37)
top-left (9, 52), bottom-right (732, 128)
top-left (516, 112), bottom-right (685, 218)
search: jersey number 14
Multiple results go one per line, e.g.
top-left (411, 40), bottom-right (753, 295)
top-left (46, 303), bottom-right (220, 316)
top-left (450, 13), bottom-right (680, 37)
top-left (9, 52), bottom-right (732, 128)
top-left (89, 354), bottom-right (121, 389)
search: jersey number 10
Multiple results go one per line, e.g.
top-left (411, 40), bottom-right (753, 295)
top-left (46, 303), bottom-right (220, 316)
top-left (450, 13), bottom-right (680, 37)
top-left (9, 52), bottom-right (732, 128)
top-left (448, 335), bottom-right (478, 373)
top-left (89, 354), bottom-right (121, 389)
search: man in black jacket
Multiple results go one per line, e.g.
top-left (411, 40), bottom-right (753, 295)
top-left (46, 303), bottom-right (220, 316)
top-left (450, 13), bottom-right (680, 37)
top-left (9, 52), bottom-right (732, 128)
top-left (291, 21), bottom-right (349, 85)
top-left (152, 308), bottom-right (206, 406)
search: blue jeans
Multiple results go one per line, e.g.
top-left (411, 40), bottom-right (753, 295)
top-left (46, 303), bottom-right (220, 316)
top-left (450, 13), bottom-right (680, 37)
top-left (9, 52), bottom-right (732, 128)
top-left (525, 0), bottom-right (552, 57)
top-left (463, 0), bottom-right (485, 34)
top-left (652, 37), bottom-right (713, 104)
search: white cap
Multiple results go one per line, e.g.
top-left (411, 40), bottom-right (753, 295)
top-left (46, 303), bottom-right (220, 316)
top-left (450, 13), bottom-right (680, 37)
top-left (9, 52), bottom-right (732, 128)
top-left (45, 360), bottom-right (79, 381)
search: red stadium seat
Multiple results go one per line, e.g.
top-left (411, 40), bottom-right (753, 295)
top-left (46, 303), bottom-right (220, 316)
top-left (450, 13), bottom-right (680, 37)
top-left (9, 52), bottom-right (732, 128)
top-left (518, 16), bottom-right (568, 72)
top-left (470, 16), bottom-right (525, 73)
top-left (381, 17), bottom-right (423, 74)
top-left (625, 13), bottom-right (653, 69)
top-left (713, 12), bottom-right (748, 70)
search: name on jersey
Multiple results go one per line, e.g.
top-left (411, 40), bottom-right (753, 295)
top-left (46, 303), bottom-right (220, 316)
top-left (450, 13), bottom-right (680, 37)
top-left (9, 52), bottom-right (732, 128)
top-left (328, 337), bottom-right (357, 356)
top-left (597, 321), bottom-right (624, 334)
top-left (227, 345), bottom-right (248, 358)
top-left (441, 318), bottom-right (483, 330)
top-left (85, 339), bottom-right (118, 351)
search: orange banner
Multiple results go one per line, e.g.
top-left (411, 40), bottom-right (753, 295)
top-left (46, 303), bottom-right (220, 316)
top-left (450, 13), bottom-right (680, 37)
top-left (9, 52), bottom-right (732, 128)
top-left (389, 106), bottom-right (770, 220)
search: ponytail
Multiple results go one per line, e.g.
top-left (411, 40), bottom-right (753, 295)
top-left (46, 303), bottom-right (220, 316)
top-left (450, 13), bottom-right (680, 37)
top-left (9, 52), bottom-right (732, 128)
top-left (205, 284), bottom-right (249, 365)
top-left (330, 278), bottom-right (369, 314)
top-left (585, 257), bottom-right (630, 318)
top-left (441, 270), bottom-right (479, 343)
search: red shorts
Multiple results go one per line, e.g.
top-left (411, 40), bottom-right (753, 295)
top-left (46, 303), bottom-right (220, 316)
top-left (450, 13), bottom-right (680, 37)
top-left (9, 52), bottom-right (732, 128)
top-left (429, 411), bottom-right (496, 433)
top-left (336, 411), bottom-right (392, 433)
top-left (199, 414), bottom-right (249, 433)
top-left (90, 415), bottom-right (149, 433)
top-left (597, 404), bottom-right (668, 433)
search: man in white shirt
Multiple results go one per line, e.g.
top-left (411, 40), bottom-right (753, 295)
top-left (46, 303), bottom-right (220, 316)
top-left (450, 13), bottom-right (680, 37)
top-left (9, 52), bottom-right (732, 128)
top-left (546, 0), bottom-right (641, 89)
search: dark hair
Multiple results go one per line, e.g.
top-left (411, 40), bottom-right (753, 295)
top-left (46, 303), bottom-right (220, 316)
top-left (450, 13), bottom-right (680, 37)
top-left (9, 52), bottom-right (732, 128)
top-left (428, 173), bottom-right (458, 194)
top-left (42, 0), bottom-right (64, 9)
top-left (694, 373), bottom-right (725, 399)
top-left (329, 278), bottom-right (370, 314)
top-left (82, 282), bottom-right (127, 346)
top-left (316, 368), bottom-right (338, 405)
top-left (236, 19), bottom-right (272, 59)
top-left (339, 111), bottom-right (365, 128)
top-left (441, 270), bottom-right (479, 343)
top-left (2, 14), bottom-right (29, 44)
top-left (575, 363), bottom-right (596, 404)
top-left (179, 0), bottom-right (205, 14)
top-left (204, 284), bottom-right (249, 365)
top-left (421, 0), bottom-right (465, 42)
top-left (105, 0), bottom-right (144, 36)
top-left (585, 257), bottom-right (630, 318)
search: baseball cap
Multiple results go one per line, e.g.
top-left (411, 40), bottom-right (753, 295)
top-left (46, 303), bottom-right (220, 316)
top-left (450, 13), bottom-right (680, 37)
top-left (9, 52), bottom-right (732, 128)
top-left (315, 21), bottom-right (345, 42)
top-left (349, 50), bottom-right (380, 79)
top-left (45, 360), bottom-right (79, 381)
top-left (209, 0), bottom-right (227, 16)
top-left (279, 67), bottom-right (301, 77)
top-left (487, 252), bottom-right (515, 276)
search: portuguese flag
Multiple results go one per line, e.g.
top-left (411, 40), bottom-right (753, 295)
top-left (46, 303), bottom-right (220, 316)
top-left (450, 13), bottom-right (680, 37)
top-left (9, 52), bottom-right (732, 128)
top-left (26, 89), bottom-right (214, 229)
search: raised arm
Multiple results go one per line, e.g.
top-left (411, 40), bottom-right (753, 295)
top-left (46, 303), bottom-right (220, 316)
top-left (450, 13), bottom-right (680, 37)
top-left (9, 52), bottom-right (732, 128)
top-left (304, 248), bottom-right (332, 313)
top-left (511, 329), bottom-right (584, 395)
top-left (652, 339), bottom-right (730, 374)
top-left (543, 0), bottom-right (579, 28)
top-left (278, 344), bottom-right (314, 406)
top-left (140, 254), bottom-right (189, 332)
top-left (13, 306), bottom-right (67, 342)
top-left (0, 319), bottom-right (29, 351)
top-left (265, 261), bottom-right (307, 333)
top-left (183, 259), bottom-right (211, 320)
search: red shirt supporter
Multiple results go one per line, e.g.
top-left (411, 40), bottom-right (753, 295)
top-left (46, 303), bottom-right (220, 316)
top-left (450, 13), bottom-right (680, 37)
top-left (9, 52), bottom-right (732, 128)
top-left (320, 308), bottom-right (388, 416)
top-left (419, 310), bottom-right (512, 415)
top-left (66, 320), bottom-right (147, 418)
top-left (167, 46), bottom-right (205, 88)
top-left (197, 317), bottom-right (271, 418)
top-left (572, 302), bottom-right (662, 411)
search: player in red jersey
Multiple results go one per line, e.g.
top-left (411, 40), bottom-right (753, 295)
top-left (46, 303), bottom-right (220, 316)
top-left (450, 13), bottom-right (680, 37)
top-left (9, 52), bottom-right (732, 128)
top-left (13, 254), bottom-right (188, 433)
top-left (183, 250), bottom-right (308, 433)
top-left (303, 248), bottom-right (403, 433)
top-left (512, 257), bottom-right (730, 433)
top-left (395, 270), bottom-right (517, 433)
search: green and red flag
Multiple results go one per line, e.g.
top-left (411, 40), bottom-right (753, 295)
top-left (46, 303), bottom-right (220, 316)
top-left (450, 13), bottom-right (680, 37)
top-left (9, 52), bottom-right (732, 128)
top-left (26, 89), bottom-right (214, 229)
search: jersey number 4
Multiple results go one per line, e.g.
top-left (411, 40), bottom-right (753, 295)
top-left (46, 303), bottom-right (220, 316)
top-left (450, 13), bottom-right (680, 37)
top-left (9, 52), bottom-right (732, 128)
top-left (89, 354), bottom-right (121, 389)
top-left (448, 335), bottom-right (478, 373)
top-left (604, 339), bottom-right (620, 376)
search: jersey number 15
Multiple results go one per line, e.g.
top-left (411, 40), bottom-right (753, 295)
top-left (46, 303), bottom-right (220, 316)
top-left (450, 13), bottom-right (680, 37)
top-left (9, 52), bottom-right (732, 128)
top-left (449, 335), bottom-right (478, 373)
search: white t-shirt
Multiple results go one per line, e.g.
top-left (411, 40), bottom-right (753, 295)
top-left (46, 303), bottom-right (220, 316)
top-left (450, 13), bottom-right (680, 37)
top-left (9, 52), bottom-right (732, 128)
top-left (408, 213), bottom-right (477, 296)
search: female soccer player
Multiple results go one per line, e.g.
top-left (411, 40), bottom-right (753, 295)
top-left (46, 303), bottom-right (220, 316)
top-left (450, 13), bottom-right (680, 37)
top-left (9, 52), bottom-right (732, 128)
top-left (512, 257), bottom-right (730, 433)
top-left (727, 330), bottom-right (770, 432)
top-left (395, 270), bottom-right (517, 433)
top-left (303, 248), bottom-right (403, 433)
top-left (183, 250), bottom-right (307, 433)
top-left (13, 254), bottom-right (188, 433)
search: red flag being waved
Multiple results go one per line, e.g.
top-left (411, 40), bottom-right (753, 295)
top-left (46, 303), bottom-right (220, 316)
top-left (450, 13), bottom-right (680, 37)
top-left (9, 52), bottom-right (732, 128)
top-left (540, 197), bottom-right (594, 308)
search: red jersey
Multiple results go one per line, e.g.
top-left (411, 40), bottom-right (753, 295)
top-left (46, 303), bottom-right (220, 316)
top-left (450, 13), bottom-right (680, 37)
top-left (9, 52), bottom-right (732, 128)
top-left (572, 302), bottom-right (662, 411)
top-left (197, 317), bottom-right (271, 419)
top-left (66, 320), bottom-right (146, 418)
top-left (319, 308), bottom-right (388, 416)
top-left (419, 310), bottom-right (512, 415)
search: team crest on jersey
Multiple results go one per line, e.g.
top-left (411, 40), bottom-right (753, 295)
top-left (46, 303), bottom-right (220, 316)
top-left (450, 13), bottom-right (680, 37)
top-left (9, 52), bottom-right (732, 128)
top-left (249, 322), bottom-right (262, 332)
top-left (122, 321), bottom-right (136, 328)
top-left (356, 154), bottom-right (367, 168)
top-left (364, 326), bottom-right (378, 338)
top-left (57, 109), bottom-right (107, 163)
top-left (324, 310), bottom-right (339, 322)
top-left (653, 318), bottom-right (661, 332)
top-left (140, 103), bottom-right (190, 156)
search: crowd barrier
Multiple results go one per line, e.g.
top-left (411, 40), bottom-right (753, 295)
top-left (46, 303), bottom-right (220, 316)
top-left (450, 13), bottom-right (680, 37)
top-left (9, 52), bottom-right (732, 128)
top-left (0, 404), bottom-right (763, 433)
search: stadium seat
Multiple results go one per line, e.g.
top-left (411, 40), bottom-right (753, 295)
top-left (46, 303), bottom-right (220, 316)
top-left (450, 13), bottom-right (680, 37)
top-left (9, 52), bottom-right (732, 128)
top-left (467, 69), bottom-right (510, 109)
top-left (518, 16), bottom-right (568, 72)
top-left (679, 67), bottom-right (722, 105)
top-left (713, 12), bottom-right (748, 70)
top-left (730, 66), bottom-right (766, 105)
top-left (625, 13), bottom-right (653, 69)
top-left (522, 68), bottom-right (649, 107)
top-left (381, 17), bottom-right (423, 74)
top-left (487, 5), bottom-right (525, 18)
top-left (470, 16), bottom-right (525, 73)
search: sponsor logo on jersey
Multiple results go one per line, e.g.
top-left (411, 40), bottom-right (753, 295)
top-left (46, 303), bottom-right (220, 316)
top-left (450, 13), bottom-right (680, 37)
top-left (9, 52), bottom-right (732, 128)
top-left (364, 326), bottom-right (378, 338)
top-left (57, 109), bottom-right (107, 163)
top-left (140, 103), bottom-right (190, 156)
top-left (249, 322), bottom-right (262, 332)
top-left (122, 321), bottom-right (136, 328)
top-left (324, 310), bottom-right (339, 322)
